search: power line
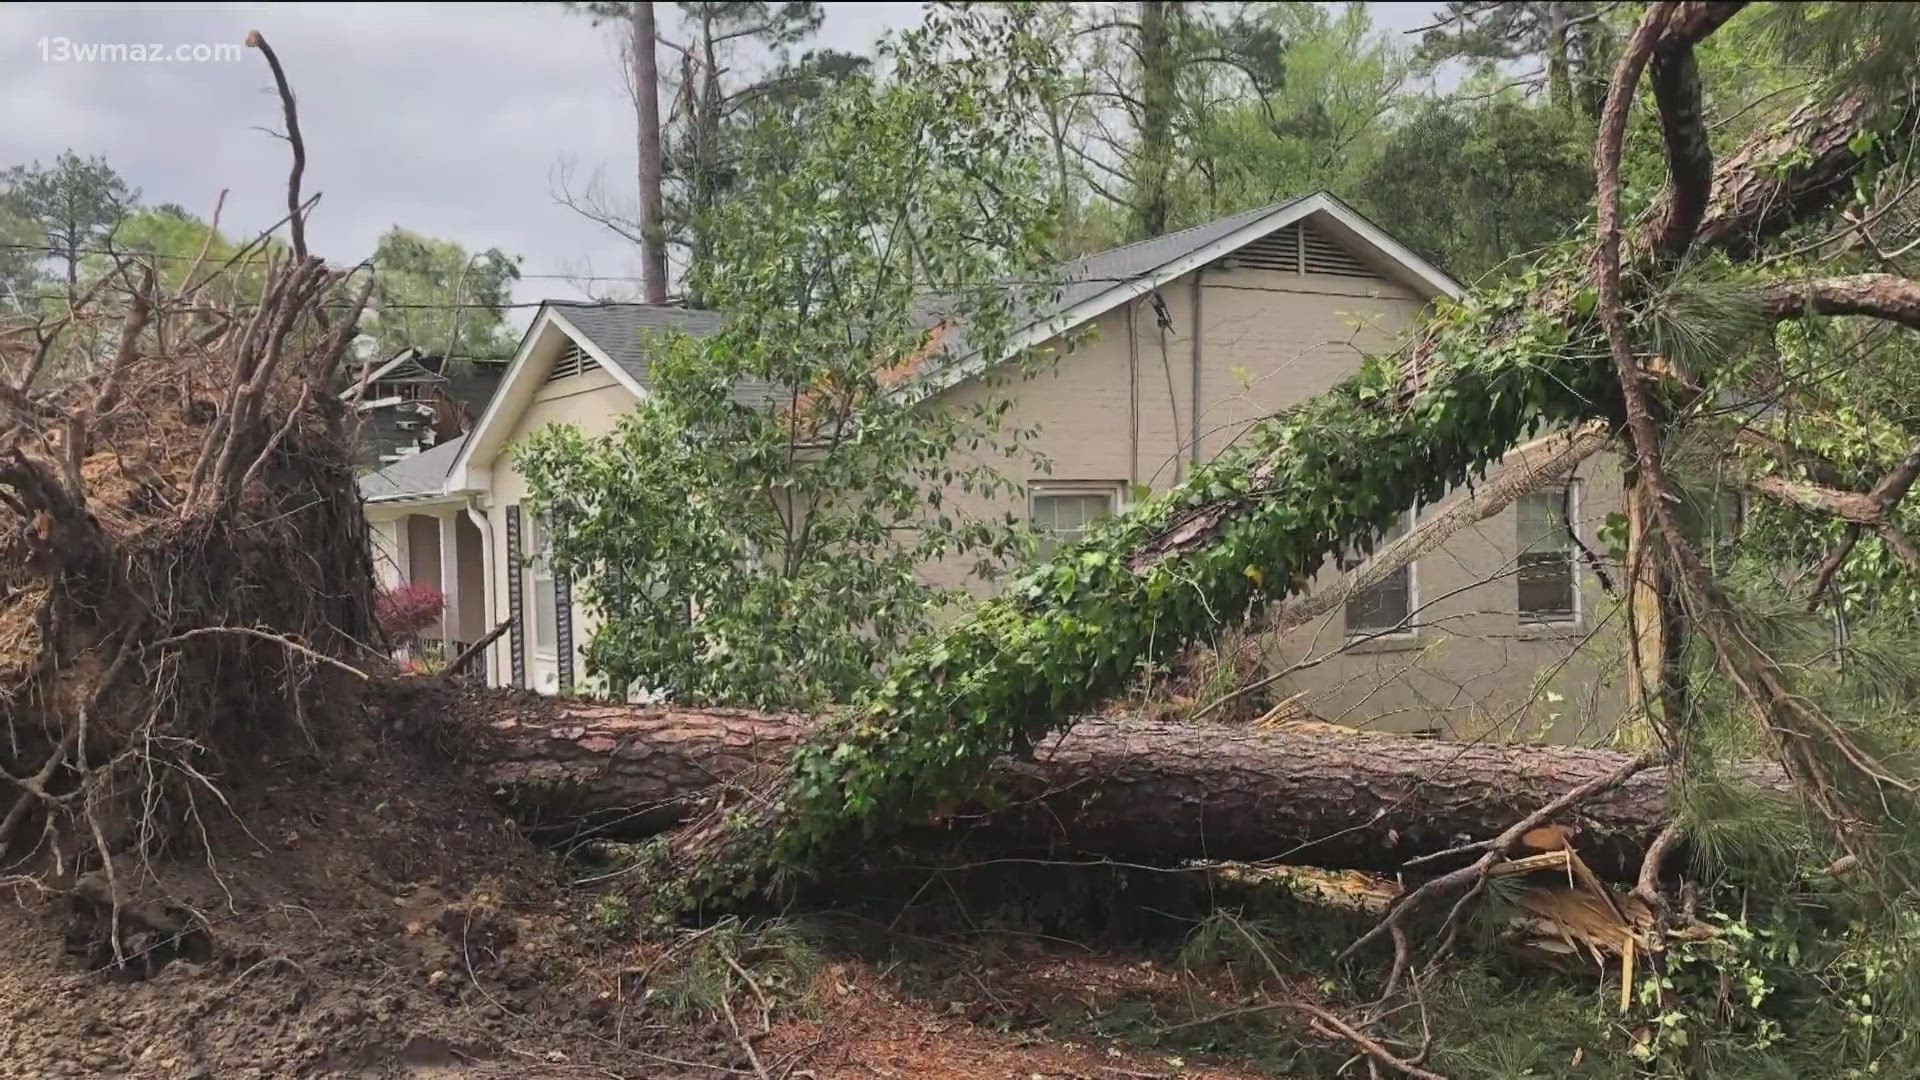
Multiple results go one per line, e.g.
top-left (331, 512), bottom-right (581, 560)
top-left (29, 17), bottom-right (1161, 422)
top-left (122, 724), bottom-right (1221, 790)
top-left (0, 241), bottom-right (1165, 291)
top-left (0, 240), bottom-right (648, 284)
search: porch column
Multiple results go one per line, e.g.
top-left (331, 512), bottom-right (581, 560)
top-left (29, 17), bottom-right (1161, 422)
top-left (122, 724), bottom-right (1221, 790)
top-left (438, 509), bottom-right (462, 651)
top-left (391, 516), bottom-right (411, 587)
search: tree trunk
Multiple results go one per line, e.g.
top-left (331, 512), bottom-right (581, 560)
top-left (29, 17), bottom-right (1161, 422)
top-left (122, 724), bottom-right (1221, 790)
top-left (1132, 0), bottom-right (1179, 241)
top-left (1624, 477), bottom-right (1689, 742)
top-left (631, 0), bottom-right (670, 304)
top-left (454, 693), bottom-right (1788, 879)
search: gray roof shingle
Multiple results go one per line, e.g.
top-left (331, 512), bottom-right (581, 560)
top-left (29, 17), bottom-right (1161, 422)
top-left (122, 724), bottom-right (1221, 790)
top-left (548, 303), bottom-right (781, 408)
top-left (1054, 198), bottom-right (1300, 315)
top-left (359, 434), bottom-right (467, 504)
top-left (359, 197), bottom-right (1334, 505)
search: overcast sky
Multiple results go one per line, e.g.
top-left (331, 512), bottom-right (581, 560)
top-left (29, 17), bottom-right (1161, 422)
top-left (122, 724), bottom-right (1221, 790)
top-left (4, 2), bottom-right (1442, 314)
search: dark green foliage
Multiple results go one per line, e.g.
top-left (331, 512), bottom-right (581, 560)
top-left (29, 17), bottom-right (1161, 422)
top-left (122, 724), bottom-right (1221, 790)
top-left (1359, 98), bottom-right (1595, 284)
top-left (519, 8), bottom-right (1065, 710)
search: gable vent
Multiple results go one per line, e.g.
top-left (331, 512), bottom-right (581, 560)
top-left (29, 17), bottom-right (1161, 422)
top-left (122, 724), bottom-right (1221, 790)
top-left (1227, 221), bottom-right (1375, 279)
top-left (545, 341), bottom-right (600, 383)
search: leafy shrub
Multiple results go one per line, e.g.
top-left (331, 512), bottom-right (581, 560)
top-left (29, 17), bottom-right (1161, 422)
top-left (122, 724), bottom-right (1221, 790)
top-left (375, 581), bottom-right (444, 646)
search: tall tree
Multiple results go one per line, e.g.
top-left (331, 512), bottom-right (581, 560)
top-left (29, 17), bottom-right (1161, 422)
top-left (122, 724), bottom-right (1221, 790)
top-left (632, 1), bottom-right (670, 302)
top-left (0, 151), bottom-right (138, 289)
top-left (556, 1), bottom-right (858, 296)
top-left (1177, 2), bottom-right (1409, 221)
top-left (665, 2), bottom-right (865, 293)
top-left (363, 228), bottom-right (522, 360)
top-left (1417, 1), bottom-right (1622, 121)
top-left (1358, 97), bottom-right (1594, 282)
top-left (0, 199), bottom-right (40, 315)
top-left (518, 6), bottom-right (1064, 710)
top-left (1067, 1), bottom-right (1283, 242)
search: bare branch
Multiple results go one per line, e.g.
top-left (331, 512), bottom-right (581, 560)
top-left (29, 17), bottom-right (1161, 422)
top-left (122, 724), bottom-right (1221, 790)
top-left (246, 31), bottom-right (308, 261)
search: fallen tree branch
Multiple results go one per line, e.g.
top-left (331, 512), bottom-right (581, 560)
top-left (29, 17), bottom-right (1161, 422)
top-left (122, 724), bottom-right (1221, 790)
top-left (1751, 273), bottom-right (1920, 329)
top-left (1596, 3), bottom-right (1914, 851)
top-left (446, 619), bottom-right (513, 679)
top-left (1296, 1000), bottom-right (1449, 1080)
top-left (1266, 423), bottom-right (1613, 637)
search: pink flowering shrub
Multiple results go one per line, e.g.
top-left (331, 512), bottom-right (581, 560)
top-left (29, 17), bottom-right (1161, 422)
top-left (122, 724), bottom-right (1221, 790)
top-left (375, 582), bottom-right (444, 646)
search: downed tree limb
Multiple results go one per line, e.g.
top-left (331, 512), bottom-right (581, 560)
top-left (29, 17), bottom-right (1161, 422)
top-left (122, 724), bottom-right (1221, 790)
top-left (449, 692), bottom-right (1790, 880)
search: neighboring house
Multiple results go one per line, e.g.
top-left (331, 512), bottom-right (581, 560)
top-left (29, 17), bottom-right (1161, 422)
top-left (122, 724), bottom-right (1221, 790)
top-left (360, 192), bottom-right (1627, 741)
top-left (342, 348), bottom-right (508, 469)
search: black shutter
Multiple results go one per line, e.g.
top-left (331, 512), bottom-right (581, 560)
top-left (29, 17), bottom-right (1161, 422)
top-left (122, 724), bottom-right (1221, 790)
top-left (504, 505), bottom-right (526, 688)
top-left (554, 559), bottom-right (574, 692)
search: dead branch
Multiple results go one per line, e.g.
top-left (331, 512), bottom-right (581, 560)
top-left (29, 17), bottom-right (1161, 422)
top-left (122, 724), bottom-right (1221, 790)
top-left (246, 31), bottom-right (308, 261)
top-left (446, 619), bottom-right (513, 678)
top-left (1296, 1000), bottom-right (1449, 1080)
top-left (1340, 752), bottom-right (1656, 964)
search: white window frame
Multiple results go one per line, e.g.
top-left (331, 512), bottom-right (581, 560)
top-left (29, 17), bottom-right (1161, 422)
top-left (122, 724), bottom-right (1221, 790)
top-left (1343, 508), bottom-right (1419, 640)
top-left (526, 514), bottom-right (558, 660)
top-left (1029, 481), bottom-right (1126, 554)
top-left (1516, 481), bottom-right (1582, 627)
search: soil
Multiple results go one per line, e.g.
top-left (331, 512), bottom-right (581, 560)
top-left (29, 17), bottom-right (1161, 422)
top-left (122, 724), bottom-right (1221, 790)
top-left (0, 680), bottom-right (1280, 1079)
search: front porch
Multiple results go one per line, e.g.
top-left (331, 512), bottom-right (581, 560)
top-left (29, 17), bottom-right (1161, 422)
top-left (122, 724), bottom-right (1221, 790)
top-left (368, 502), bottom-right (489, 676)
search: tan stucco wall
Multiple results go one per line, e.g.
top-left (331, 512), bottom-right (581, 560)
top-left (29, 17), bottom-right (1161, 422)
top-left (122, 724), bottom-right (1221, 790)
top-left (481, 359), bottom-right (632, 694)
top-left (1265, 447), bottom-right (1628, 742)
top-left (934, 254), bottom-right (1626, 741)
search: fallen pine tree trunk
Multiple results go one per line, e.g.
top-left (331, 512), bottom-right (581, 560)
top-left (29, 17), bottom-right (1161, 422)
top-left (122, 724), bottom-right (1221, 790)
top-left (645, 61), bottom-right (1920, 904)
top-left (447, 690), bottom-right (1789, 880)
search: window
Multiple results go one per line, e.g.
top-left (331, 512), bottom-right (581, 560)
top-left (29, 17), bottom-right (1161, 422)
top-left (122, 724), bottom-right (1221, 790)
top-left (1517, 486), bottom-right (1578, 624)
top-left (1344, 511), bottom-right (1415, 636)
top-left (527, 515), bottom-right (557, 657)
top-left (1031, 484), bottom-right (1122, 556)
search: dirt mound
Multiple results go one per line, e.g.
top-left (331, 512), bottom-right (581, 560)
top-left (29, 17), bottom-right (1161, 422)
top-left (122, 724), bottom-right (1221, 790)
top-left (0, 682), bottom-right (1284, 1078)
top-left (0, 688), bottom-right (693, 1078)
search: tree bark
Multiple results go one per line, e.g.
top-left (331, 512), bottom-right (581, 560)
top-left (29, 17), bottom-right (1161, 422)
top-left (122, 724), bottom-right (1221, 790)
top-left (631, 0), bottom-right (670, 304)
top-left (458, 693), bottom-right (1788, 879)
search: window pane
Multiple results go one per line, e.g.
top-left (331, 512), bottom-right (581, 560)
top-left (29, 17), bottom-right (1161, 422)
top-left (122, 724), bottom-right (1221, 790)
top-left (1347, 567), bottom-right (1411, 634)
top-left (1033, 489), bottom-right (1117, 554)
top-left (1517, 491), bottom-right (1570, 553)
top-left (528, 515), bottom-right (557, 655)
top-left (532, 574), bottom-right (557, 653)
top-left (1518, 552), bottom-right (1575, 621)
top-left (1517, 490), bottom-right (1576, 622)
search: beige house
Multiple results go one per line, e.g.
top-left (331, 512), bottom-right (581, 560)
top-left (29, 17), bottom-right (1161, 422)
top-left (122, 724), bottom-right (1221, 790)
top-left (361, 193), bottom-right (1626, 740)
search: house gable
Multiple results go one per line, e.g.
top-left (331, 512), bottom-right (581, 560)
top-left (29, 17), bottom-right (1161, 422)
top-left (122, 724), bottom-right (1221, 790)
top-left (447, 307), bottom-right (649, 493)
top-left (921, 192), bottom-right (1460, 399)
